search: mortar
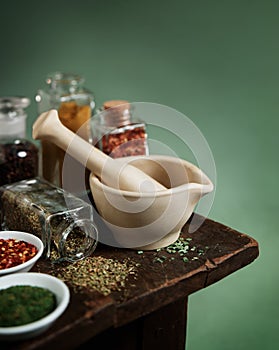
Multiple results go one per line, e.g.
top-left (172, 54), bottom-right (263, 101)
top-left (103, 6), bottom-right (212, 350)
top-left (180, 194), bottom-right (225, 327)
top-left (33, 110), bottom-right (213, 250)
top-left (90, 155), bottom-right (213, 250)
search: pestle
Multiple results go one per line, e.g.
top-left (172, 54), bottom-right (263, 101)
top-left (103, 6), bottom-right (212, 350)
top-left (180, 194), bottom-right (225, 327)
top-left (32, 110), bottom-right (166, 193)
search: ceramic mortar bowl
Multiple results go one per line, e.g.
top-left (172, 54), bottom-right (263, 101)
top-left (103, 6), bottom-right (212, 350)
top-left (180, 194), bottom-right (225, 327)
top-left (90, 155), bottom-right (213, 250)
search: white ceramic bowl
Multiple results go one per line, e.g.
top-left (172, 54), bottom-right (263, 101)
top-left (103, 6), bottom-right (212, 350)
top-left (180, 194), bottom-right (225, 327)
top-left (90, 155), bottom-right (213, 250)
top-left (0, 231), bottom-right (44, 276)
top-left (0, 272), bottom-right (70, 341)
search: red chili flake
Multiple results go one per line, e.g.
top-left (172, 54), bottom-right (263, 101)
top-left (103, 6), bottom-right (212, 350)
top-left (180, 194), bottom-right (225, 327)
top-left (0, 239), bottom-right (38, 270)
top-left (101, 125), bottom-right (148, 158)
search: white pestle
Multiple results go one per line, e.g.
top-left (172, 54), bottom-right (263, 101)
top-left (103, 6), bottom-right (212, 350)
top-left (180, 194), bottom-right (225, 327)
top-left (32, 110), bottom-right (166, 193)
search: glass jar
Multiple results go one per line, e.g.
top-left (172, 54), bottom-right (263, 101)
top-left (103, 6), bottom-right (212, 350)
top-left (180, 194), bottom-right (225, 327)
top-left (35, 72), bottom-right (95, 191)
top-left (0, 177), bottom-right (98, 262)
top-left (0, 97), bottom-right (38, 186)
top-left (92, 100), bottom-right (149, 158)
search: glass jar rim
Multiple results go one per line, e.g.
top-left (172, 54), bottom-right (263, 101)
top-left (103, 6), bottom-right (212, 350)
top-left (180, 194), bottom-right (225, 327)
top-left (0, 97), bottom-right (30, 111)
top-left (58, 218), bottom-right (98, 262)
top-left (46, 72), bottom-right (85, 87)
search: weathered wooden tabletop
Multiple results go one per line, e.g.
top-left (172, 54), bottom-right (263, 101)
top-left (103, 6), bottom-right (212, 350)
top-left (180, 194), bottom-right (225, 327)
top-left (1, 215), bottom-right (259, 350)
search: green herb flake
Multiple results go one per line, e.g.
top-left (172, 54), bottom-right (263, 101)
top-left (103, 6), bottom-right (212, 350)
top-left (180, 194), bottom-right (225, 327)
top-left (153, 236), bottom-right (207, 265)
top-left (0, 285), bottom-right (56, 327)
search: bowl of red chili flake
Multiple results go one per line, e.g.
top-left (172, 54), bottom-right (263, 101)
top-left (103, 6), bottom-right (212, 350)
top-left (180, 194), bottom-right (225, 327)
top-left (0, 231), bottom-right (44, 275)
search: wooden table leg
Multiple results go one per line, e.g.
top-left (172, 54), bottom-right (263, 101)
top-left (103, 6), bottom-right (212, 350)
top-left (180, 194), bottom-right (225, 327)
top-left (79, 297), bottom-right (188, 350)
top-left (141, 297), bottom-right (187, 350)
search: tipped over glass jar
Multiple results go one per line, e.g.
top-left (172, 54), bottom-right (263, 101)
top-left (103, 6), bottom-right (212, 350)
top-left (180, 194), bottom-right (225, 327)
top-left (0, 178), bottom-right (98, 262)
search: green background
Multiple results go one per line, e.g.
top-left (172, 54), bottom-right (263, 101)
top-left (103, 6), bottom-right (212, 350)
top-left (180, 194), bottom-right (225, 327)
top-left (0, 0), bottom-right (278, 348)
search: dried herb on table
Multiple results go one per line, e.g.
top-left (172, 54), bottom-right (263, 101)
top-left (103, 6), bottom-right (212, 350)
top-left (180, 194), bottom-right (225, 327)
top-left (140, 237), bottom-right (208, 264)
top-left (50, 256), bottom-right (138, 296)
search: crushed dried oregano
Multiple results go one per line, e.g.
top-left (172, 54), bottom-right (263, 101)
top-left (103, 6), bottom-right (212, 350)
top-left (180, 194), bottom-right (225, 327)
top-left (140, 237), bottom-right (208, 264)
top-left (50, 256), bottom-right (138, 296)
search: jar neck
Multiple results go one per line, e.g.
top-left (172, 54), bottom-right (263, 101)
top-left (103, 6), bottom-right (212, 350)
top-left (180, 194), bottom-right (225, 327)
top-left (46, 72), bottom-right (85, 94)
top-left (56, 218), bottom-right (98, 262)
top-left (0, 97), bottom-right (29, 138)
top-left (0, 113), bottom-right (27, 139)
top-left (100, 101), bottom-right (132, 127)
top-left (100, 108), bottom-right (132, 127)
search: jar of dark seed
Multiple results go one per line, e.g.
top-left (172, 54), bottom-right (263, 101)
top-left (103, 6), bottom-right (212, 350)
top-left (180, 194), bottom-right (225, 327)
top-left (0, 97), bottom-right (38, 186)
top-left (0, 177), bottom-right (98, 262)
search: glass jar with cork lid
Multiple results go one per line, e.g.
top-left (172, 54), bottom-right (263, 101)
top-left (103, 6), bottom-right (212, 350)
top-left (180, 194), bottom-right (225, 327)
top-left (92, 100), bottom-right (149, 158)
top-left (36, 72), bottom-right (95, 192)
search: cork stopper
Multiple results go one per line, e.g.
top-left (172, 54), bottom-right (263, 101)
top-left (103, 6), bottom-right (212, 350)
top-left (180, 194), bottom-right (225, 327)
top-left (103, 100), bottom-right (130, 111)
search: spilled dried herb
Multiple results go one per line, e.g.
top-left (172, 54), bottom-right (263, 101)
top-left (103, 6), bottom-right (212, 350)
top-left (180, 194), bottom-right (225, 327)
top-left (143, 237), bottom-right (208, 264)
top-left (50, 256), bottom-right (138, 296)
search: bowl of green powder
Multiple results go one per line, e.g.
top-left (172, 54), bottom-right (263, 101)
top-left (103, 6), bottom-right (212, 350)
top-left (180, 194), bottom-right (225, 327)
top-left (0, 272), bottom-right (70, 340)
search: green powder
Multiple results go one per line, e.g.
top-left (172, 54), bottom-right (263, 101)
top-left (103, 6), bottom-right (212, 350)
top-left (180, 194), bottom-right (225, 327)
top-left (0, 285), bottom-right (56, 327)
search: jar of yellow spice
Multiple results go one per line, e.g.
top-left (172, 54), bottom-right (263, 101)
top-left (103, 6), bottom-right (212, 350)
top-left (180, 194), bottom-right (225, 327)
top-left (36, 72), bottom-right (95, 193)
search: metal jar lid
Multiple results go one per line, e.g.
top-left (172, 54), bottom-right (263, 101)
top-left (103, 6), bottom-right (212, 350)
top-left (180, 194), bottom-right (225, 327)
top-left (0, 96), bottom-right (30, 138)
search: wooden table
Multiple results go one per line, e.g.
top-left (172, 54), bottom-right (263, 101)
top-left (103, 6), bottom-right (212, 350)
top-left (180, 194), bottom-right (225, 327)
top-left (1, 215), bottom-right (259, 350)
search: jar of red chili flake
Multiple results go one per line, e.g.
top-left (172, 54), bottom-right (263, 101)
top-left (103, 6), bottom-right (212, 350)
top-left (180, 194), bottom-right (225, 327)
top-left (0, 97), bottom-right (38, 186)
top-left (92, 100), bottom-right (149, 158)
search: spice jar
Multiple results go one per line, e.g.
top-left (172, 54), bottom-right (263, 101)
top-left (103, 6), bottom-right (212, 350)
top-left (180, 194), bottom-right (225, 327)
top-left (0, 97), bottom-right (38, 186)
top-left (92, 100), bottom-right (149, 158)
top-left (35, 72), bottom-right (95, 191)
top-left (0, 178), bottom-right (98, 262)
